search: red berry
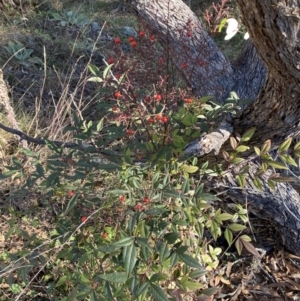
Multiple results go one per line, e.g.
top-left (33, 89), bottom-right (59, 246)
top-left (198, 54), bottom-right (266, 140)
top-left (145, 96), bottom-right (151, 102)
top-left (148, 117), bottom-right (154, 123)
top-left (182, 62), bottom-right (188, 69)
top-left (149, 35), bottom-right (155, 41)
top-left (114, 37), bottom-right (121, 44)
top-left (136, 203), bottom-right (142, 211)
top-left (162, 116), bottom-right (168, 123)
top-left (186, 31), bottom-right (191, 37)
top-left (112, 106), bottom-right (117, 112)
top-left (156, 114), bottom-right (162, 121)
top-left (155, 94), bottom-right (162, 101)
top-left (68, 191), bottom-right (75, 197)
top-left (126, 129), bottom-right (134, 135)
top-left (130, 40), bottom-right (137, 47)
top-left (144, 197), bottom-right (150, 204)
top-left (185, 98), bottom-right (192, 104)
top-left (114, 91), bottom-right (121, 98)
top-left (81, 216), bottom-right (87, 223)
top-left (115, 73), bottom-right (121, 79)
top-left (107, 57), bottom-right (114, 64)
top-left (199, 60), bottom-right (205, 67)
top-left (128, 36), bottom-right (135, 42)
top-left (139, 30), bottom-right (145, 37)
top-left (119, 195), bottom-right (125, 202)
top-left (102, 232), bottom-right (108, 238)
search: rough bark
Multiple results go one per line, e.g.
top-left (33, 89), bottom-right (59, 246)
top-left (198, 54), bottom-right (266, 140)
top-left (125, 0), bottom-right (300, 255)
top-left (235, 0), bottom-right (300, 143)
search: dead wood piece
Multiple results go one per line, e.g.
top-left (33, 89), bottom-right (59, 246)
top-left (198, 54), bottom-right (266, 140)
top-left (0, 69), bottom-right (27, 148)
top-left (185, 120), bottom-right (233, 156)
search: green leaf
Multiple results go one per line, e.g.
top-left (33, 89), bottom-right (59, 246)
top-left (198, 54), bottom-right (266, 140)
top-left (240, 234), bottom-right (251, 242)
top-left (0, 170), bottom-right (19, 180)
top-left (231, 157), bottom-right (244, 164)
top-left (149, 283), bottom-right (169, 301)
top-left (65, 193), bottom-right (78, 214)
top-left (123, 243), bottom-right (137, 276)
top-left (227, 223), bottom-right (246, 232)
top-left (235, 145), bottom-right (250, 153)
top-left (88, 64), bottom-right (100, 76)
top-left (279, 154), bottom-right (298, 167)
top-left (96, 118), bottom-right (104, 132)
top-left (182, 165), bottom-right (199, 173)
top-left (199, 95), bottom-right (213, 103)
top-left (236, 174), bottom-right (246, 188)
top-left (88, 76), bottom-right (103, 82)
top-left (267, 179), bottom-right (276, 190)
top-left (170, 253), bottom-right (178, 269)
top-left (241, 127), bottom-right (256, 142)
top-left (201, 287), bottom-right (218, 296)
top-left (135, 282), bottom-right (149, 297)
top-left (217, 213), bottom-right (232, 221)
top-left (198, 193), bottom-right (220, 202)
top-left (97, 272), bottom-right (127, 283)
top-left (55, 275), bottom-right (68, 287)
top-left (264, 160), bottom-right (288, 170)
top-left (164, 232), bottom-right (179, 244)
top-left (182, 280), bottom-right (204, 291)
top-left (136, 237), bottom-right (151, 249)
top-left (253, 177), bottom-right (263, 190)
top-left (218, 18), bottom-right (227, 32)
top-left (254, 146), bottom-right (260, 156)
top-left (224, 228), bottom-right (233, 245)
top-left (159, 242), bottom-right (171, 262)
top-left (189, 268), bottom-right (206, 278)
top-left (215, 209), bottom-right (232, 223)
top-left (97, 244), bottom-right (122, 255)
top-left (20, 148), bottom-right (38, 157)
top-left (103, 64), bottom-right (113, 79)
top-left (112, 236), bottom-right (135, 248)
top-left (278, 137), bottom-right (293, 152)
top-left (177, 253), bottom-right (202, 269)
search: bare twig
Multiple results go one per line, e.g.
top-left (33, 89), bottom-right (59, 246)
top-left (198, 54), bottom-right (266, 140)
top-left (0, 121), bottom-right (81, 149)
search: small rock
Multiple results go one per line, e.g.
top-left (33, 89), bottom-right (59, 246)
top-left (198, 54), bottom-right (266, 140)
top-left (91, 21), bottom-right (100, 33)
top-left (122, 26), bottom-right (137, 37)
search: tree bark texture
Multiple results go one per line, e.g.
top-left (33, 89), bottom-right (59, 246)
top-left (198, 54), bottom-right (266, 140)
top-left (235, 0), bottom-right (300, 142)
top-left (126, 0), bottom-right (300, 255)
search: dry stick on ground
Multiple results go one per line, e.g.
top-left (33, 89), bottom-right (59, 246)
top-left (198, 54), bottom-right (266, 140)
top-left (0, 69), bottom-right (28, 148)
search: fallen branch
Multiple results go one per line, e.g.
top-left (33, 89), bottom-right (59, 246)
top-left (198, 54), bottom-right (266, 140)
top-left (185, 120), bottom-right (233, 156)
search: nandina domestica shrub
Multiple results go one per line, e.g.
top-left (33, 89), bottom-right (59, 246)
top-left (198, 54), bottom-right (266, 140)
top-left (0, 20), bottom-right (257, 301)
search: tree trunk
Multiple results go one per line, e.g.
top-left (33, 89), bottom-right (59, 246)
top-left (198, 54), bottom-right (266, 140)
top-left (126, 0), bottom-right (300, 255)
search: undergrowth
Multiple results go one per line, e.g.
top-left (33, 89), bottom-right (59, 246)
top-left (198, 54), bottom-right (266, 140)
top-left (1, 1), bottom-right (293, 301)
